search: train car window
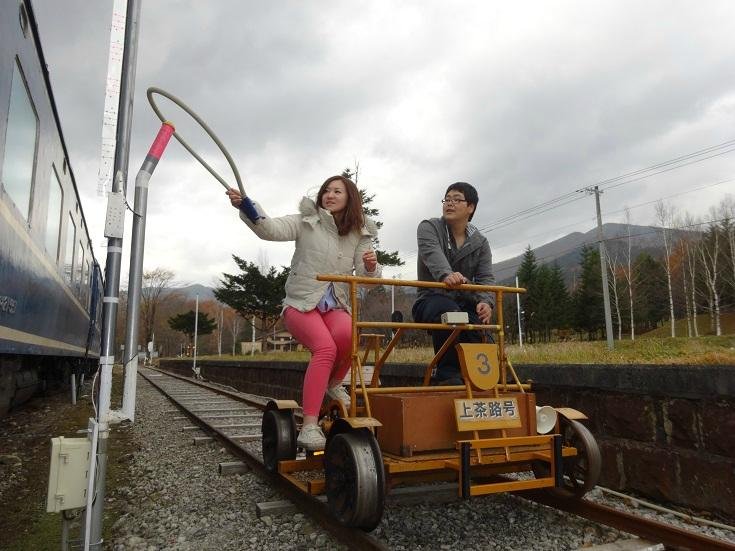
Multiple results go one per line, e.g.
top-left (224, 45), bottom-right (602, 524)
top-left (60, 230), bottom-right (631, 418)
top-left (45, 166), bottom-right (63, 262)
top-left (64, 214), bottom-right (76, 285)
top-left (84, 259), bottom-right (90, 310)
top-left (76, 240), bottom-right (84, 296)
top-left (1, 58), bottom-right (39, 222)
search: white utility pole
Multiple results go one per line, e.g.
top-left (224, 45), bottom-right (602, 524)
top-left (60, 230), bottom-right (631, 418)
top-left (251, 315), bottom-right (256, 356)
top-left (591, 186), bottom-right (614, 350)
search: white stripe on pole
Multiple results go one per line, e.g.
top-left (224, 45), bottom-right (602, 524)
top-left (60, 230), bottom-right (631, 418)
top-left (97, 0), bottom-right (127, 195)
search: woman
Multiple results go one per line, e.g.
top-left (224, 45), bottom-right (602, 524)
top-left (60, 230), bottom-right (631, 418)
top-left (226, 175), bottom-right (381, 451)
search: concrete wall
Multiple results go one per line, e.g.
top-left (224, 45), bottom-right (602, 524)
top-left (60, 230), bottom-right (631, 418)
top-left (160, 359), bottom-right (735, 521)
top-left (517, 364), bottom-right (735, 522)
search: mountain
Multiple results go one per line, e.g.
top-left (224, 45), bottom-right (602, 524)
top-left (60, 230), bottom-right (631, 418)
top-left (492, 222), bottom-right (695, 286)
top-left (166, 284), bottom-right (217, 302)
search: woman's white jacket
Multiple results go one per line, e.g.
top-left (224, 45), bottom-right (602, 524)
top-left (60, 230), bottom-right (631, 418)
top-left (239, 197), bottom-right (382, 313)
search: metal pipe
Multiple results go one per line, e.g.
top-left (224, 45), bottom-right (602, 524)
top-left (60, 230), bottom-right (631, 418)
top-left (597, 486), bottom-right (735, 532)
top-left (358, 321), bottom-right (500, 331)
top-left (497, 291), bottom-right (506, 387)
top-left (121, 122), bottom-right (175, 420)
top-left (360, 383), bottom-right (532, 394)
top-left (516, 275), bottom-right (523, 347)
top-left (317, 274), bottom-right (525, 294)
top-left (90, 0), bottom-right (141, 547)
top-left (193, 294), bottom-right (199, 377)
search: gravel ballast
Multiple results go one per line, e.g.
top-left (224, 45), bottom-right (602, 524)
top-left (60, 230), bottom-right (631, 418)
top-left (108, 374), bottom-right (735, 550)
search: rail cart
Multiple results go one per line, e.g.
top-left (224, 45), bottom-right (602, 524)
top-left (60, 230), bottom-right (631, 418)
top-left (261, 275), bottom-right (601, 531)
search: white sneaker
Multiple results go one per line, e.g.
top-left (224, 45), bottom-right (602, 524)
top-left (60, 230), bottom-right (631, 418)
top-left (297, 424), bottom-right (326, 451)
top-left (326, 384), bottom-right (351, 408)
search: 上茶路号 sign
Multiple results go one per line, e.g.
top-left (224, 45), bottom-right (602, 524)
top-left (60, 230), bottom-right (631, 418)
top-left (454, 397), bottom-right (522, 431)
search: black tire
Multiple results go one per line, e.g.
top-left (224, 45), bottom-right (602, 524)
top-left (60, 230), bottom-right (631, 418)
top-left (325, 429), bottom-right (385, 531)
top-left (532, 418), bottom-right (601, 498)
top-left (261, 409), bottom-right (297, 472)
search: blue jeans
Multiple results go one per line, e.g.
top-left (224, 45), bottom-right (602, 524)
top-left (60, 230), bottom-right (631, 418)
top-left (412, 292), bottom-right (491, 382)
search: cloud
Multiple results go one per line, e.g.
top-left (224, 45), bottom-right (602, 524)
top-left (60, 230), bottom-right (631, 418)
top-left (31, 0), bottom-right (735, 285)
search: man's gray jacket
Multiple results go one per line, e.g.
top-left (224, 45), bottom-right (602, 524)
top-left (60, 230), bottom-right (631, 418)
top-left (416, 217), bottom-right (495, 307)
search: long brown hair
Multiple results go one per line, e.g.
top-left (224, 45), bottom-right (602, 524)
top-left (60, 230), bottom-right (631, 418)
top-left (317, 175), bottom-right (364, 236)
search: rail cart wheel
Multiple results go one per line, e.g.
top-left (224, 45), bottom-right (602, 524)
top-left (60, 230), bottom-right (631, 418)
top-left (325, 429), bottom-right (385, 531)
top-left (261, 409), bottom-right (296, 472)
top-left (532, 418), bottom-right (601, 498)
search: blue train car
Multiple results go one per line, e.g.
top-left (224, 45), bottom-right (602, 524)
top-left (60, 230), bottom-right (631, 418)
top-left (0, 0), bottom-right (103, 415)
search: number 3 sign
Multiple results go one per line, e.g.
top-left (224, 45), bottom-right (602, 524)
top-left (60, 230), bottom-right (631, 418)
top-left (456, 343), bottom-right (500, 391)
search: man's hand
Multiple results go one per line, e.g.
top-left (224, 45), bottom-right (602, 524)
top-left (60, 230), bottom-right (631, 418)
top-left (476, 302), bottom-right (493, 324)
top-left (226, 188), bottom-right (243, 208)
top-left (443, 272), bottom-right (467, 286)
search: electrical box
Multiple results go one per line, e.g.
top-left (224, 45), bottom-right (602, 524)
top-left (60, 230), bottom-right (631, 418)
top-left (441, 311), bottom-right (469, 325)
top-left (46, 436), bottom-right (92, 512)
top-left (104, 191), bottom-right (125, 238)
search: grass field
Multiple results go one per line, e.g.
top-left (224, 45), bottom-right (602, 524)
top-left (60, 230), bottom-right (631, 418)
top-left (637, 312), bottom-right (735, 339)
top-left (195, 333), bottom-right (735, 365)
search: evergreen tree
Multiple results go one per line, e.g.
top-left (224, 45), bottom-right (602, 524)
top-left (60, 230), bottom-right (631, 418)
top-left (214, 256), bottom-right (290, 343)
top-left (545, 262), bottom-right (572, 339)
top-left (633, 252), bottom-right (668, 332)
top-left (341, 168), bottom-right (403, 267)
top-left (516, 246), bottom-right (538, 342)
top-left (573, 246), bottom-right (604, 339)
top-left (167, 310), bottom-right (217, 344)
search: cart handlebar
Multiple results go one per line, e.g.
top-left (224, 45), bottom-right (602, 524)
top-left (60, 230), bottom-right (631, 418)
top-left (316, 274), bottom-right (526, 294)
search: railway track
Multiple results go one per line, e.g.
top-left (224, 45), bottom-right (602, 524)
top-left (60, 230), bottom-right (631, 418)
top-left (140, 367), bottom-right (734, 551)
top-left (140, 367), bottom-right (388, 551)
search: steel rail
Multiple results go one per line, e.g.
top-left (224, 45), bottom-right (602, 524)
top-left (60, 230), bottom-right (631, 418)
top-left (146, 365), bottom-right (271, 410)
top-left (147, 367), bottom-right (735, 550)
top-left (139, 369), bottom-right (387, 551)
top-left (520, 490), bottom-right (735, 551)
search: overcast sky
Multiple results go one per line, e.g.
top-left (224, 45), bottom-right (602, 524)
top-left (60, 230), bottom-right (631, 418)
top-left (32, 0), bottom-right (735, 287)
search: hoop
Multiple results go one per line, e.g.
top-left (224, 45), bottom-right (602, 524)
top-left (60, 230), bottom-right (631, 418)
top-left (146, 86), bottom-right (245, 196)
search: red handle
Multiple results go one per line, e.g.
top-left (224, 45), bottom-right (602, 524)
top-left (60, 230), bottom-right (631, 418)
top-left (147, 122), bottom-right (175, 160)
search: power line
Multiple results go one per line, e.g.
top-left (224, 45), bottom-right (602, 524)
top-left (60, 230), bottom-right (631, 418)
top-left (582, 138), bottom-right (735, 192)
top-left (597, 147), bottom-right (735, 193)
top-left (397, 175), bottom-right (734, 266)
top-left (474, 138), bottom-right (735, 234)
top-left (500, 175), bottom-right (735, 252)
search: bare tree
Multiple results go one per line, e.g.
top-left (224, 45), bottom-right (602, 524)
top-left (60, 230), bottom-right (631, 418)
top-left (225, 308), bottom-right (243, 355)
top-left (217, 304), bottom-right (224, 356)
top-left (699, 212), bottom-right (722, 336)
top-left (680, 212), bottom-right (702, 337)
top-left (622, 209), bottom-right (637, 340)
top-left (678, 212), bottom-right (697, 337)
top-left (606, 251), bottom-right (623, 340)
top-left (141, 268), bottom-right (176, 347)
top-left (655, 201), bottom-right (677, 337)
top-left (719, 196), bottom-right (735, 293)
top-left (679, 240), bottom-right (693, 337)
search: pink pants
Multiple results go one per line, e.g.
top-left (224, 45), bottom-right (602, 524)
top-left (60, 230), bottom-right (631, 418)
top-left (282, 306), bottom-right (352, 417)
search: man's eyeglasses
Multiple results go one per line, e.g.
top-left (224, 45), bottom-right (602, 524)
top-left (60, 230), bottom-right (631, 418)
top-left (441, 198), bottom-right (468, 205)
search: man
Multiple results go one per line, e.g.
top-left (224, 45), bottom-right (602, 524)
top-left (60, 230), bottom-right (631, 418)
top-left (412, 182), bottom-right (495, 385)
